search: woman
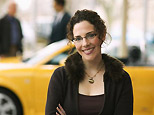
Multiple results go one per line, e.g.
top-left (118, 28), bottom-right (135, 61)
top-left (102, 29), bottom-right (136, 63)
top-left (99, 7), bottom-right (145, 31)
top-left (45, 9), bottom-right (133, 115)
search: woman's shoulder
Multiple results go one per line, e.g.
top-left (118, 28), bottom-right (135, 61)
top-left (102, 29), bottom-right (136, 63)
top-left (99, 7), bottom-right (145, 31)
top-left (122, 70), bottom-right (132, 82)
top-left (102, 54), bottom-right (124, 81)
top-left (52, 66), bottom-right (67, 80)
top-left (54, 66), bottom-right (65, 72)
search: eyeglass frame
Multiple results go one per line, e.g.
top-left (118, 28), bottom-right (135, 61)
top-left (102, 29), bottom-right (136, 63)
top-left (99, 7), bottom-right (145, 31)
top-left (72, 31), bottom-right (97, 43)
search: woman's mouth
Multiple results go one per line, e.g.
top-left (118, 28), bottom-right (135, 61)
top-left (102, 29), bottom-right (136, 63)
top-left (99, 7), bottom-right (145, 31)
top-left (82, 47), bottom-right (94, 55)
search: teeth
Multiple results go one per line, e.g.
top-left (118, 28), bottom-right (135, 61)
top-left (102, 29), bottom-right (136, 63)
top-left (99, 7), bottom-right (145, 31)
top-left (83, 48), bottom-right (93, 55)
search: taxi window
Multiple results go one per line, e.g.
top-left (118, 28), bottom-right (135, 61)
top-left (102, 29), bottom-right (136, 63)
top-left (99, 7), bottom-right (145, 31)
top-left (45, 48), bottom-right (76, 65)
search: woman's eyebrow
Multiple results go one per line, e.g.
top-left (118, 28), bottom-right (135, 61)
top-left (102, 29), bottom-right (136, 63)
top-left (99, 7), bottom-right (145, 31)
top-left (74, 35), bottom-right (82, 38)
top-left (86, 31), bottom-right (95, 35)
top-left (74, 31), bottom-right (95, 37)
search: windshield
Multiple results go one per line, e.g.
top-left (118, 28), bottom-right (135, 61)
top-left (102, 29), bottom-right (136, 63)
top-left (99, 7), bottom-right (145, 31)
top-left (24, 39), bottom-right (69, 65)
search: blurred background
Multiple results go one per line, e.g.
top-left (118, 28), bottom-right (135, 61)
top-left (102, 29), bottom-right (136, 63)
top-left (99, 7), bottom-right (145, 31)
top-left (0, 0), bottom-right (154, 115)
top-left (0, 0), bottom-right (154, 65)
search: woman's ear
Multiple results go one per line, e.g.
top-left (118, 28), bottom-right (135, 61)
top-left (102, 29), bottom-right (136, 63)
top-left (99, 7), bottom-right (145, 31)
top-left (103, 34), bottom-right (106, 41)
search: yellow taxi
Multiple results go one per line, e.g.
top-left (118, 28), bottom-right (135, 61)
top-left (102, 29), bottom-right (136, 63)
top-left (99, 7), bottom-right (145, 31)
top-left (0, 56), bottom-right (22, 63)
top-left (0, 39), bottom-right (154, 115)
top-left (0, 40), bottom-right (72, 115)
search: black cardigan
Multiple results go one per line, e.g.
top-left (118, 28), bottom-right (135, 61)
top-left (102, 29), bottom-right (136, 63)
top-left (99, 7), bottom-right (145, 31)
top-left (45, 53), bottom-right (133, 115)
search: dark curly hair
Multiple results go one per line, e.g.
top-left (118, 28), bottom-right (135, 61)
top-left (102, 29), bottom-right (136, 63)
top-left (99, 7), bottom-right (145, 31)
top-left (67, 9), bottom-right (107, 42)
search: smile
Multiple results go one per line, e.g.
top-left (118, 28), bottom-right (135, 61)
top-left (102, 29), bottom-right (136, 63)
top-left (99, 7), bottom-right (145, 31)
top-left (82, 47), bottom-right (94, 55)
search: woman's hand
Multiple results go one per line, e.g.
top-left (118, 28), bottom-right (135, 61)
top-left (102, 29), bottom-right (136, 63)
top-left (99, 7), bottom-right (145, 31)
top-left (56, 104), bottom-right (66, 115)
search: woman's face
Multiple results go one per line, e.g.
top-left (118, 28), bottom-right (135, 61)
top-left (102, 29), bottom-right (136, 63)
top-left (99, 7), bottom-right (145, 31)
top-left (73, 21), bottom-right (103, 62)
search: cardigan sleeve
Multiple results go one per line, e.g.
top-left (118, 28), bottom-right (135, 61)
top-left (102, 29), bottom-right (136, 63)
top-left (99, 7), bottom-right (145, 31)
top-left (45, 67), bottom-right (66, 115)
top-left (114, 71), bottom-right (133, 115)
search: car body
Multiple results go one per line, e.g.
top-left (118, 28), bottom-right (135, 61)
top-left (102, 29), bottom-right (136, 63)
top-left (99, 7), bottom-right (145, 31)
top-left (0, 56), bottom-right (22, 63)
top-left (0, 39), bottom-right (154, 115)
top-left (0, 40), bottom-right (71, 115)
top-left (125, 67), bottom-right (154, 115)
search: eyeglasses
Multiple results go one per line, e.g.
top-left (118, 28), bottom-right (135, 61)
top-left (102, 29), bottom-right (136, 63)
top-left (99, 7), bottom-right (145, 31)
top-left (72, 32), bottom-right (97, 43)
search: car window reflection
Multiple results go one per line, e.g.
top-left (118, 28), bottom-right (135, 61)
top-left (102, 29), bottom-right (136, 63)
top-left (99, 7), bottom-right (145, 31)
top-left (46, 47), bottom-right (76, 65)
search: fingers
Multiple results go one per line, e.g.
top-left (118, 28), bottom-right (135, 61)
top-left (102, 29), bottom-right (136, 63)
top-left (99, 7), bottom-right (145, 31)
top-left (56, 104), bottom-right (66, 115)
top-left (58, 104), bottom-right (65, 113)
top-left (57, 107), bottom-right (63, 115)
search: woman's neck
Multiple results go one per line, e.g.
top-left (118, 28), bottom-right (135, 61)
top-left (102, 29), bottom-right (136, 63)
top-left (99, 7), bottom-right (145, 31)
top-left (84, 56), bottom-right (104, 72)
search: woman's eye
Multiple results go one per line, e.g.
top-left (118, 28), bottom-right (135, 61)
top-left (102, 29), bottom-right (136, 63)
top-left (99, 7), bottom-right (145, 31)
top-left (87, 33), bottom-right (95, 38)
top-left (75, 37), bottom-right (82, 41)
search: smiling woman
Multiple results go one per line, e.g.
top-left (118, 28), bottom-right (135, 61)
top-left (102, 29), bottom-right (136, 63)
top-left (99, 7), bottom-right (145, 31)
top-left (45, 9), bottom-right (133, 115)
top-left (72, 21), bottom-right (103, 62)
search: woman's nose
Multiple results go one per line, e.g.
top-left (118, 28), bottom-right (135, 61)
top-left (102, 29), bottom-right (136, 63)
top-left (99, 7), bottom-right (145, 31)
top-left (82, 38), bottom-right (90, 46)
